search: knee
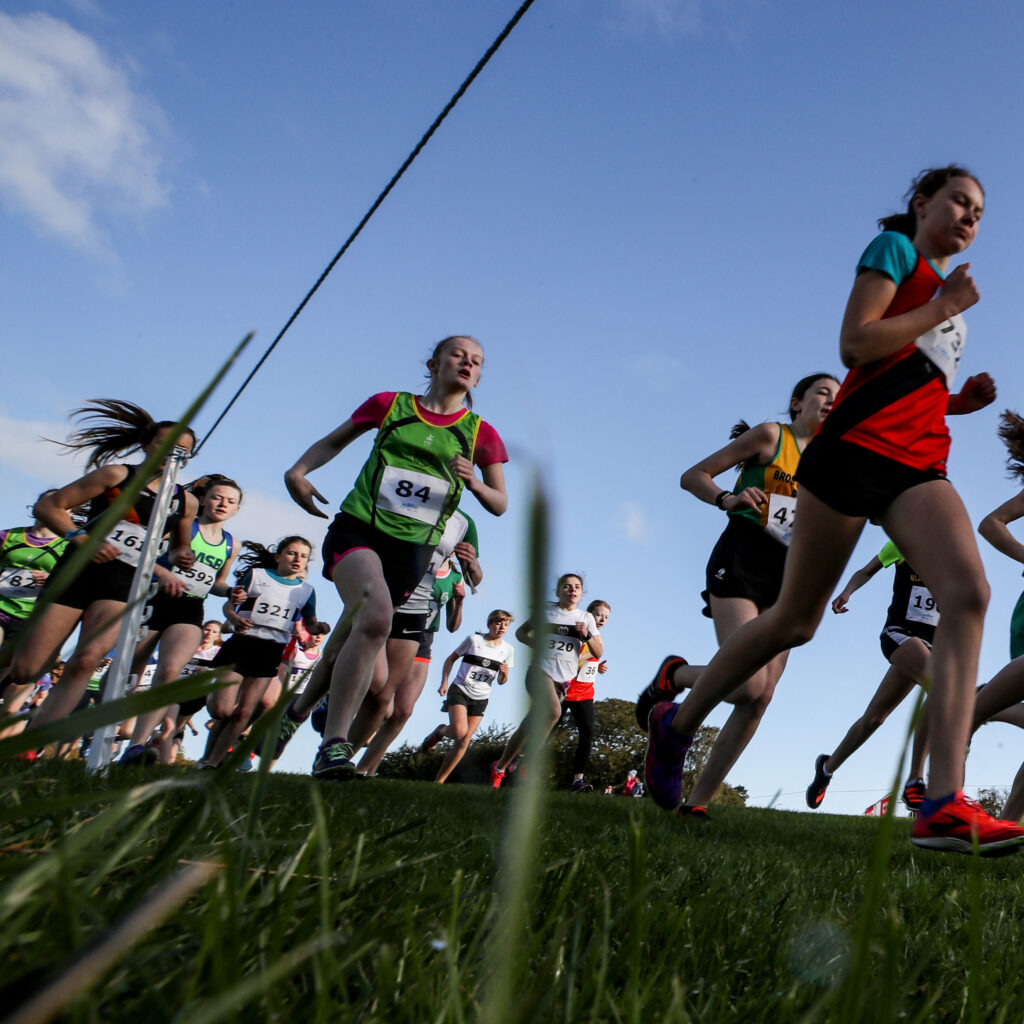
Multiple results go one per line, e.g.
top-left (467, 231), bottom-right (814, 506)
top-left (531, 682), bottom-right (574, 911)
top-left (452, 726), bottom-right (469, 743)
top-left (863, 709), bottom-right (887, 732)
top-left (389, 703), bottom-right (413, 728)
top-left (354, 605), bottom-right (393, 646)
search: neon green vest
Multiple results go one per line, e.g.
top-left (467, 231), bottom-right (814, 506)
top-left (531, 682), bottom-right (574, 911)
top-left (341, 393), bottom-right (481, 544)
top-left (0, 527), bottom-right (68, 620)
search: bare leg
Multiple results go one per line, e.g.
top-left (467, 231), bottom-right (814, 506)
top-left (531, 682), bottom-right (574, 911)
top-left (881, 482), bottom-right (989, 799)
top-left (127, 623), bottom-right (202, 748)
top-left (824, 638), bottom-right (930, 775)
top-left (205, 676), bottom-right (273, 766)
top-left (496, 675), bottom-right (563, 771)
top-left (972, 658), bottom-right (1024, 731)
top-left (348, 640), bottom-right (409, 750)
top-left (322, 550), bottom-right (394, 742)
top-left (357, 655), bottom-right (430, 775)
top-left (436, 706), bottom-right (484, 783)
top-left (671, 490), bottom-right (866, 738)
top-left (1003, 764), bottom-right (1024, 821)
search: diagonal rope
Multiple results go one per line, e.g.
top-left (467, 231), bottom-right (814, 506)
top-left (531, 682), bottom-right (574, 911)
top-left (194, 0), bottom-right (537, 455)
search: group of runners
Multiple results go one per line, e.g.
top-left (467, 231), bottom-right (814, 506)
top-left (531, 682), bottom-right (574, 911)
top-left (639, 164), bottom-right (1024, 855)
top-left (1, 337), bottom-right (616, 788)
top-left (8, 167), bottom-right (1024, 856)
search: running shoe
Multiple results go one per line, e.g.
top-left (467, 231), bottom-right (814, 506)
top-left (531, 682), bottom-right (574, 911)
top-left (312, 737), bottom-right (356, 781)
top-left (119, 743), bottom-right (148, 766)
top-left (644, 702), bottom-right (693, 810)
top-left (805, 753), bottom-right (833, 809)
top-left (677, 804), bottom-right (709, 819)
top-left (421, 725), bottom-right (445, 753)
top-left (490, 761), bottom-right (506, 789)
top-left (571, 778), bottom-right (593, 793)
top-left (635, 655), bottom-right (687, 732)
top-left (270, 707), bottom-right (304, 761)
top-left (902, 777), bottom-right (926, 811)
top-left (911, 791), bottom-right (1024, 856)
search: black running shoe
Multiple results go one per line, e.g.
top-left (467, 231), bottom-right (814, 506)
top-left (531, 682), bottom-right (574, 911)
top-left (635, 655), bottom-right (687, 732)
top-left (805, 753), bottom-right (832, 809)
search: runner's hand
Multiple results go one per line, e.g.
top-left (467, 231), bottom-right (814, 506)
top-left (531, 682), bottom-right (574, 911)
top-left (285, 471), bottom-right (330, 519)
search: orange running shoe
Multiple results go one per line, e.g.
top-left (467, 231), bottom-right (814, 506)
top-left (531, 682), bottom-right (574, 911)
top-left (635, 655), bottom-right (687, 732)
top-left (902, 777), bottom-right (926, 812)
top-left (911, 791), bottom-right (1024, 856)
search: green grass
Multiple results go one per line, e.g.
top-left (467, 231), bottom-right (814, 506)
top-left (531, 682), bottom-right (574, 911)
top-left (3, 762), bottom-right (1024, 1023)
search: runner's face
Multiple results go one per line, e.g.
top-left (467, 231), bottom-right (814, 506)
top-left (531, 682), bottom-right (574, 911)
top-left (488, 618), bottom-right (510, 638)
top-left (792, 377), bottom-right (838, 426)
top-left (558, 576), bottom-right (582, 608)
top-left (436, 338), bottom-right (483, 391)
top-left (201, 622), bottom-right (222, 645)
top-left (306, 634), bottom-right (323, 648)
top-left (202, 485), bottom-right (241, 523)
top-left (914, 176), bottom-right (984, 256)
top-left (277, 543), bottom-right (310, 577)
top-left (591, 605), bottom-right (610, 629)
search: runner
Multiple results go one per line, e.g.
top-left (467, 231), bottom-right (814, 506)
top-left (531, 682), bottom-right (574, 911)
top-left (644, 165), bottom-right (1024, 854)
top-left (0, 492), bottom-right (69, 706)
top-left (561, 599), bottom-right (611, 792)
top-left (119, 476), bottom-right (243, 764)
top-left (805, 540), bottom-right (936, 810)
top-left (200, 537), bottom-right (322, 768)
top-left (9, 401), bottom-right (197, 740)
top-left (284, 335), bottom-right (507, 780)
top-left (422, 608), bottom-right (515, 783)
top-left (490, 573), bottom-right (603, 788)
top-left (635, 373), bottom-right (839, 816)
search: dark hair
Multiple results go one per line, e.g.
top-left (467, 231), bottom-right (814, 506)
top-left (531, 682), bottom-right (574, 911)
top-left (190, 474), bottom-right (244, 509)
top-left (50, 399), bottom-right (196, 471)
top-left (424, 335), bottom-right (482, 410)
top-left (878, 165), bottom-right (983, 239)
top-left (998, 411), bottom-right (1024, 483)
top-left (556, 572), bottom-right (584, 594)
top-left (587, 599), bottom-right (610, 615)
top-left (487, 608), bottom-right (515, 624)
top-left (234, 535), bottom-right (313, 578)
top-left (729, 373), bottom-right (838, 442)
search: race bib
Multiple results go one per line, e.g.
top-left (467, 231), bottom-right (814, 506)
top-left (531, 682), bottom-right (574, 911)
top-left (250, 599), bottom-right (295, 631)
top-left (576, 659), bottom-right (599, 684)
top-left (915, 313), bottom-right (966, 389)
top-left (107, 521), bottom-right (148, 566)
top-left (376, 466), bottom-right (449, 526)
top-left (170, 562), bottom-right (218, 598)
top-left (764, 493), bottom-right (797, 547)
top-left (0, 565), bottom-right (41, 599)
top-left (906, 585), bottom-right (940, 627)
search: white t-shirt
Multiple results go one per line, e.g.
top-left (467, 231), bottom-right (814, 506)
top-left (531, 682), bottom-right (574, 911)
top-left (450, 633), bottom-right (515, 700)
top-left (541, 605), bottom-right (600, 684)
top-left (400, 509), bottom-right (471, 615)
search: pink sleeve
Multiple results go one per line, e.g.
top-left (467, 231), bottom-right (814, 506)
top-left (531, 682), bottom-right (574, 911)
top-left (350, 392), bottom-right (398, 430)
top-left (473, 421), bottom-right (508, 467)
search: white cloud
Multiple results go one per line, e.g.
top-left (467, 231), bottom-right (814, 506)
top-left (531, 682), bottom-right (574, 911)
top-left (618, 501), bottom-right (652, 543)
top-left (613, 0), bottom-right (762, 39)
top-left (0, 409), bottom-right (88, 485)
top-left (0, 12), bottom-right (169, 252)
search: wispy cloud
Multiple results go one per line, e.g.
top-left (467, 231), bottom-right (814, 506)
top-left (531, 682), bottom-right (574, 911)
top-left (618, 501), bottom-right (652, 543)
top-left (0, 409), bottom-right (87, 485)
top-left (613, 0), bottom-right (762, 40)
top-left (0, 12), bottom-right (169, 254)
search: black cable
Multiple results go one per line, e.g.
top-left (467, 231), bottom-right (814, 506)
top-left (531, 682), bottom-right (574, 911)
top-left (194, 0), bottom-right (537, 455)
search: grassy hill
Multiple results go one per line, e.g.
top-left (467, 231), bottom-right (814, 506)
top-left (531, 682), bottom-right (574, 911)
top-left (2, 760), bottom-right (1023, 1023)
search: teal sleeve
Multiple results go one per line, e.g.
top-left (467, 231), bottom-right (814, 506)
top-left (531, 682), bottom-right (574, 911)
top-left (301, 590), bottom-right (317, 620)
top-left (857, 231), bottom-right (919, 285)
top-left (877, 540), bottom-right (903, 567)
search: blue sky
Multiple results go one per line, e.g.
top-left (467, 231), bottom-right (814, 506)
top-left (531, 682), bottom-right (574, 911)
top-left (4, 0), bottom-right (1024, 814)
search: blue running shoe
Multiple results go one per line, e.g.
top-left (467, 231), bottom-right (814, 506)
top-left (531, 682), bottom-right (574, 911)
top-left (312, 737), bottom-right (356, 781)
top-left (644, 702), bottom-right (692, 810)
top-left (270, 705), bottom-right (304, 761)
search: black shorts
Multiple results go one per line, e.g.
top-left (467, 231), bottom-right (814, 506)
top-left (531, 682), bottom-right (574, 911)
top-left (703, 517), bottom-right (786, 615)
top-left (44, 555), bottom-right (136, 610)
top-left (322, 512), bottom-right (433, 608)
top-left (213, 634), bottom-right (286, 679)
top-left (389, 610), bottom-right (429, 644)
top-left (145, 591), bottom-right (204, 633)
top-left (444, 683), bottom-right (488, 717)
top-left (880, 626), bottom-right (933, 663)
top-left (178, 695), bottom-right (208, 718)
top-left (795, 436), bottom-right (947, 522)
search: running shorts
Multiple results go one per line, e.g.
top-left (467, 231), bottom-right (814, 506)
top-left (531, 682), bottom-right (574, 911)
top-left (322, 512), bottom-right (433, 608)
top-left (145, 591), bottom-right (204, 633)
top-left (880, 625), bottom-right (932, 663)
top-left (703, 516), bottom-right (786, 614)
top-left (1010, 589), bottom-right (1024, 661)
top-left (444, 682), bottom-right (488, 718)
top-left (43, 556), bottom-right (135, 610)
top-left (795, 436), bottom-right (946, 522)
top-left (213, 634), bottom-right (286, 679)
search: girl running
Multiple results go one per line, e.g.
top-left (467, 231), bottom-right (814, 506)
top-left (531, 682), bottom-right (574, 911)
top-left (422, 608), bottom-right (515, 783)
top-left (201, 537), bottom-right (322, 767)
top-left (9, 400), bottom-right (197, 737)
top-left (635, 373), bottom-right (839, 815)
top-left (490, 573), bottom-right (603, 788)
top-left (805, 540), bottom-right (936, 810)
top-left (644, 166), bottom-right (1024, 854)
top-left (561, 599), bottom-right (611, 792)
top-left (119, 476), bottom-right (243, 764)
top-left (0, 492), bottom-right (69, 697)
top-left (284, 335), bottom-right (507, 780)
